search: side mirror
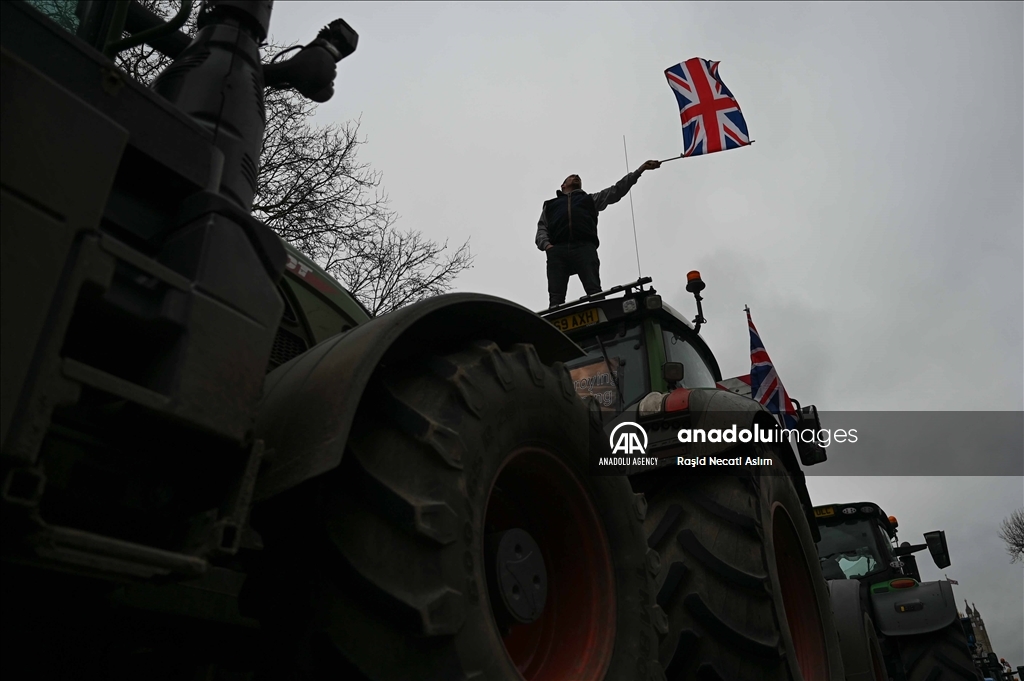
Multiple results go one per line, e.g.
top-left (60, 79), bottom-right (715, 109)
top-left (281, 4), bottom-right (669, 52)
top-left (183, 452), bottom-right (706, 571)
top-left (794, 403), bottom-right (827, 466)
top-left (796, 402), bottom-right (821, 431)
top-left (662, 362), bottom-right (684, 388)
top-left (924, 530), bottom-right (950, 569)
top-left (797, 439), bottom-right (827, 466)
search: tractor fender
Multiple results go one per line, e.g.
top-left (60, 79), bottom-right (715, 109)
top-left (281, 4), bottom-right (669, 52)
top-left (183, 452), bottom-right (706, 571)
top-left (685, 388), bottom-right (786, 460)
top-left (828, 578), bottom-right (886, 681)
top-left (869, 579), bottom-right (959, 637)
top-left (252, 292), bottom-right (584, 502)
top-left (686, 387), bottom-right (819, 539)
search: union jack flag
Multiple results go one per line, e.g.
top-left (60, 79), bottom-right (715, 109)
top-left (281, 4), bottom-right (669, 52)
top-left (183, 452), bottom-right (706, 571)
top-left (665, 58), bottom-right (750, 157)
top-left (747, 307), bottom-right (798, 429)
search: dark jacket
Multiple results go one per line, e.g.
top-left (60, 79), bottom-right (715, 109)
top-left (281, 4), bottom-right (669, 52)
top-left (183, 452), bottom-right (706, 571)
top-left (535, 170), bottom-right (641, 250)
top-left (542, 190), bottom-right (599, 246)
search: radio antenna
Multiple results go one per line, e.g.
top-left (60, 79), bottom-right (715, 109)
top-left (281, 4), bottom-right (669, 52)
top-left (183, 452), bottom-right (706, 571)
top-left (623, 135), bottom-right (643, 279)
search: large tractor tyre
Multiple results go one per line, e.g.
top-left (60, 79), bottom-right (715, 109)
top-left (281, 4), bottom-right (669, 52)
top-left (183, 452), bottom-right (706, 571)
top-left (897, 621), bottom-right (983, 681)
top-left (639, 449), bottom-right (845, 681)
top-left (828, 579), bottom-right (888, 681)
top-left (248, 341), bottom-right (664, 681)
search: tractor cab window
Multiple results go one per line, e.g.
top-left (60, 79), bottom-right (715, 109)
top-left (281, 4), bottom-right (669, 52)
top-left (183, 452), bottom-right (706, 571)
top-left (816, 520), bottom-right (886, 579)
top-left (28, 1), bottom-right (80, 33)
top-left (873, 523), bottom-right (906, 572)
top-left (565, 323), bottom-right (647, 412)
top-left (662, 328), bottom-right (717, 388)
top-left (874, 524), bottom-right (896, 561)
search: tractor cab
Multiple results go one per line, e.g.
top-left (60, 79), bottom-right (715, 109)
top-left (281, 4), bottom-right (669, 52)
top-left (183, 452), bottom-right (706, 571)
top-left (540, 275), bottom-right (829, 472)
top-left (813, 501), bottom-right (952, 585)
top-left (538, 276), bottom-right (722, 415)
top-left (814, 502), bottom-right (903, 583)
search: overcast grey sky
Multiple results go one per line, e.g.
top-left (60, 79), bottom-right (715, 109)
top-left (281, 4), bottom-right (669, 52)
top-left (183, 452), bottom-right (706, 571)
top-left (268, 1), bottom-right (1023, 663)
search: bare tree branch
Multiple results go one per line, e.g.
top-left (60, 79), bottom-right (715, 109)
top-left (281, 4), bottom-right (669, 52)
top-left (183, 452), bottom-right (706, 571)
top-left (50, 0), bottom-right (474, 315)
top-left (339, 222), bottom-right (474, 316)
top-left (999, 508), bottom-right (1024, 564)
top-left (26, 0), bottom-right (78, 31)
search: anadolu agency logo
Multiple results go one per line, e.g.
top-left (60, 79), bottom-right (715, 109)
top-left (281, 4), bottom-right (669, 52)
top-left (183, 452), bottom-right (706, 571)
top-left (609, 422), bottom-right (648, 455)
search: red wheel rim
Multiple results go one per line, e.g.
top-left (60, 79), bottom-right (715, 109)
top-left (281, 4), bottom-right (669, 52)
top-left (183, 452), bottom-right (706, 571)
top-left (772, 503), bottom-right (829, 680)
top-left (484, 447), bottom-right (615, 681)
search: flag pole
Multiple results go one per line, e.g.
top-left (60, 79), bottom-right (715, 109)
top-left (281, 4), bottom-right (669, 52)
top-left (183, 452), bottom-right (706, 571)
top-left (660, 140), bottom-right (755, 163)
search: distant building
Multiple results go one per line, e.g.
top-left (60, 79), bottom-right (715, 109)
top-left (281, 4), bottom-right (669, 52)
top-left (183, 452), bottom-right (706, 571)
top-left (961, 601), bottom-right (996, 657)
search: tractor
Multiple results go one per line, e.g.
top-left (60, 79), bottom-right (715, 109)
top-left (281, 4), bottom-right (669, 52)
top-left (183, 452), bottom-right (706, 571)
top-left (814, 501), bottom-right (983, 681)
top-left (1, 1), bottom-right (665, 678)
top-left (538, 274), bottom-right (845, 680)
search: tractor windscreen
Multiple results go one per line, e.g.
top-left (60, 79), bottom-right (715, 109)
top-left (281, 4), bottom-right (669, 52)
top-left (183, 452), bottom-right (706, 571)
top-left (663, 330), bottom-right (718, 388)
top-left (565, 322), bottom-right (647, 412)
top-left (817, 520), bottom-right (888, 579)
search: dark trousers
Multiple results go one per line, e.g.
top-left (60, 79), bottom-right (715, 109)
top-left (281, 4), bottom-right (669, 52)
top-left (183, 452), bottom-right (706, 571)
top-left (546, 242), bottom-right (601, 307)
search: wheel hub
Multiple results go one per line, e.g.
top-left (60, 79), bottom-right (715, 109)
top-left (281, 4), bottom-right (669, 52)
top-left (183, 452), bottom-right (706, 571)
top-left (488, 528), bottom-right (547, 624)
top-left (484, 448), bottom-right (615, 680)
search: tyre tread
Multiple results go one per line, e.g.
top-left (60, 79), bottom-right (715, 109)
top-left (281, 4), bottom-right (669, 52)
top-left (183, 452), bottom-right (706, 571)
top-left (675, 528), bottom-right (767, 589)
top-left (648, 504), bottom-right (683, 548)
top-left (643, 469), bottom-right (830, 680)
top-left (688, 487), bottom-right (760, 536)
top-left (900, 621), bottom-right (983, 681)
top-left (683, 592), bottom-right (782, 659)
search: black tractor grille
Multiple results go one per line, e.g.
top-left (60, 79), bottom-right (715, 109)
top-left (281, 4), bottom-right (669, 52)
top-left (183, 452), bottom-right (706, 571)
top-left (268, 326), bottom-right (308, 370)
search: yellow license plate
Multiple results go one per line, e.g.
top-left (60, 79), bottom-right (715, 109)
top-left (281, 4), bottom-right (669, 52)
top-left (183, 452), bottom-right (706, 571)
top-left (814, 506), bottom-right (835, 518)
top-left (551, 308), bottom-right (600, 332)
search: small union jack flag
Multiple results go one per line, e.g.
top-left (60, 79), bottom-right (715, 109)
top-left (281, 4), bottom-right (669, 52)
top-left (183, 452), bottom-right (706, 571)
top-left (747, 307), bottom-right (798, 429)
top-left (665, 58), bottom-right (750, 157)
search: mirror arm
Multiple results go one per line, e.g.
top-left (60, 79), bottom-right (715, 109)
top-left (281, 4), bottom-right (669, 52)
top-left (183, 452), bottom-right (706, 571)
top-left (894, 543), bottom-right (928, 556)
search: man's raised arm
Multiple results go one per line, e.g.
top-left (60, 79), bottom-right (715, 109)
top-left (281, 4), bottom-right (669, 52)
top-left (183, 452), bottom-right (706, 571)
top-left (589, 160), bottom-right (662, 211)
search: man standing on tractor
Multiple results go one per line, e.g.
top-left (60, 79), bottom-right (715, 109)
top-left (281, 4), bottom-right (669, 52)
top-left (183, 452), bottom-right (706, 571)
top-left (536, 160), bottom-right (661, 308)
